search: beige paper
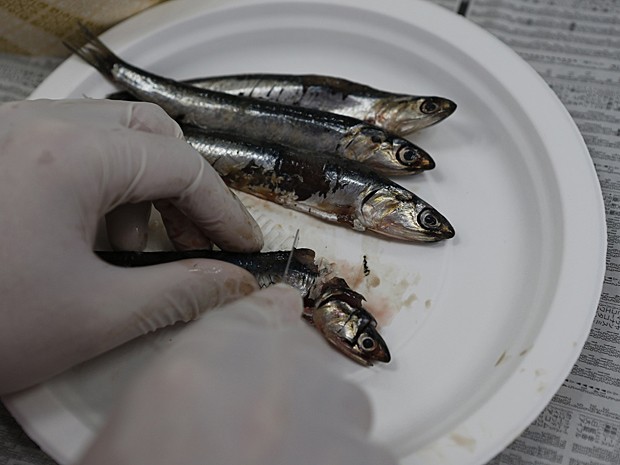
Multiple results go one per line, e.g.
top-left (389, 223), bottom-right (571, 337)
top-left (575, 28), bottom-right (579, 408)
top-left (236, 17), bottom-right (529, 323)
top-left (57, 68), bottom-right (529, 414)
top-left (0, 0), bottom-right (168, 56)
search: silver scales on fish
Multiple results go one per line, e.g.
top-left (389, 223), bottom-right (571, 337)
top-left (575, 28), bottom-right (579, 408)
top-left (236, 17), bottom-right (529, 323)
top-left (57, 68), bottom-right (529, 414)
top-left (68, 25), bottom-right (457, 365)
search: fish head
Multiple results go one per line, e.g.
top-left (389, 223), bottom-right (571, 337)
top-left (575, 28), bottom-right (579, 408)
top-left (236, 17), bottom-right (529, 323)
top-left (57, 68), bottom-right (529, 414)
top-left (311, 298), bottom-right (391, 366)
top-left (374, 96), bottom-right (457, 136)
top-left (360, 187), bottom-right (455, 242)
top-left (347, 126), bottom-right (435, 176)
top-left (351, 325), bottom-right (392, 366)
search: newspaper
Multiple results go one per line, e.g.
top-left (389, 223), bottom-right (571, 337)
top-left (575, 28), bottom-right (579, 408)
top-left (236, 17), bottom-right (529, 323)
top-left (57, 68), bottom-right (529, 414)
top-left (1, 0), bottom-right (620, 464)
top-left (0, 53), bottom-right (61, 102)
top-left (452, 0), bottom-right (620, 465)
top-left (450, 1), bottom-right (620, 464)
top-left (0, 0), bottom-right (167, 57)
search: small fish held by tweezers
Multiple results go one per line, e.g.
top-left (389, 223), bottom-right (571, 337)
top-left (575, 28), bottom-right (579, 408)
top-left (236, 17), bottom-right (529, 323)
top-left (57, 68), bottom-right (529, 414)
top-left (97, 245), bottom-right (391, 366)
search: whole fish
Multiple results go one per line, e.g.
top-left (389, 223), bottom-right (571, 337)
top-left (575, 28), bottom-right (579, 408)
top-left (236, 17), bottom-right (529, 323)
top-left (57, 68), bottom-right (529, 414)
top-left (96, 248), bottom-right (391, 366)
top-left (107, 73), bottom-right (457, 136)
top-left (182, 125), bottom-right (455, 242)
top-left (66, 27), bottom-right (435, 176)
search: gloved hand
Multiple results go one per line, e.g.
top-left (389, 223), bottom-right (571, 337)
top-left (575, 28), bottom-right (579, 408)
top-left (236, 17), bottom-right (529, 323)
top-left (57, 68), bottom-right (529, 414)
top-left (0, 99), bottom-right (263, 394)
top-left (79, 285), bottom-right (397, 465)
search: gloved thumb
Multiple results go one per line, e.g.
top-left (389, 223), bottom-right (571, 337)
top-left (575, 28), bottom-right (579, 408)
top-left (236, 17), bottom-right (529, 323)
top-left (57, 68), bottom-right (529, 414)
top-left (0, 258), bottom-right (258, 394)
top-left (78, 285), bottom-right (395, 465)
top-left (90, 257), bottom-right (260, 350)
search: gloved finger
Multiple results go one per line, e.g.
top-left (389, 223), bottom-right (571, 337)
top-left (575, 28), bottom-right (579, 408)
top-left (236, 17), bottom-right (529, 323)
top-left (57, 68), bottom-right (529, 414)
top-left (176, 284), bottom-right (306, 339)
top-left (38, 99), bottom-right (184, 137)
top-left (78, 286), bottom-right (390, 465)
top-left (286, 353), bottom-right (375, 435)
top-left (85, 127), bottom-right (263, 252)
top-left (154, 199), bottom-right (213, 251)
top-left (77, 357), bottom-right (218, 465)
top-left (0, 258), bottom-right (259, 394)
top-left (167, 285), bottom-right (374, 432)
top-left (172, 285), bottom-right (343, 376)
top-left (105, 201), bottom-right (151, 251)
top-left (80, 354), bottom-right (396, 465)
top-left (90, 258), bottom-right (260, 350)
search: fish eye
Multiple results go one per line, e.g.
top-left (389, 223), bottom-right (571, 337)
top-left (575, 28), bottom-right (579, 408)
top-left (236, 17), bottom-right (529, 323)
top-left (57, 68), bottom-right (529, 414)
top-left (359, 335), bottom-right (377, 352)
top-left (396, 146), bottom-right (418, 165)
top-left (421, 99), bottom-right (440, 114)
top-left (418, 208), bottom-right (442, 230)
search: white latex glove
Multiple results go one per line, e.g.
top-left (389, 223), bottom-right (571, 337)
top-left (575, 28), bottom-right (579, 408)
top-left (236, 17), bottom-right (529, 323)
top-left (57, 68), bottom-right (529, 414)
top-left (0, 99), bottom-right (264, 394)
top-left (79, 285), bottom-right (397, 465)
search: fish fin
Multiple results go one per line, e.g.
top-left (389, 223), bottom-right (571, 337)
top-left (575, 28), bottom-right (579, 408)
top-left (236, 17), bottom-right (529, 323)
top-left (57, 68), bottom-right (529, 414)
top-left (320, 277), bottom-right (367, 306)
top-left (293, 248), bottom-right (319, 273)
top-left (64, 23), bottom-right (122, 80)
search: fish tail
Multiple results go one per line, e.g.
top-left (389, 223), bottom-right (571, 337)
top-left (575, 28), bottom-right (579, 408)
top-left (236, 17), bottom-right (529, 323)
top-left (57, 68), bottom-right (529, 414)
top-left (64, 23), bottom-right (122, 80)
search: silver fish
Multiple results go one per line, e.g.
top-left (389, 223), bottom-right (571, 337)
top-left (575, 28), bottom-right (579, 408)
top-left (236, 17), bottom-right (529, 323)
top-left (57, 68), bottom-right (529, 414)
top-left (66, 26), bottom-right (435, 176)
top-left (182, 126), bottom-right (454, 242)
top-left (96, 248), bottom-right (391, 366)
top-left (307, 276), bottom-right (390, 366)
top-left (107, 73), bottom-right (457, 136)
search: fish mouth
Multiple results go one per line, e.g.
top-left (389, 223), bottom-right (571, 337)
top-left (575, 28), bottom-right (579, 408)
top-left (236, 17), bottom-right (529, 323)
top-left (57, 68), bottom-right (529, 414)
top-left (420, 96), bottom-right (457, 118)
top-left (417, 150), bottom-right (436, 171)
top-left (417, 207), bottom-right (455, 240)
top-left (374, 348), bottom-right (391, 364)
top-left (385, 142), bottom-right (435, 176)
top-left (327, 331), bottom-right (391, 367)
top-left (443, 98), bottom-right (458, 115)
top-left (366, 334), bottom-right (391, 364)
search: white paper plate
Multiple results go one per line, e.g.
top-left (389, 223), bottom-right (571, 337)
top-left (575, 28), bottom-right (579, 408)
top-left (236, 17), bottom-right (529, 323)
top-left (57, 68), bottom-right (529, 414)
top-left (3, 1), bottom-right (606, 465)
